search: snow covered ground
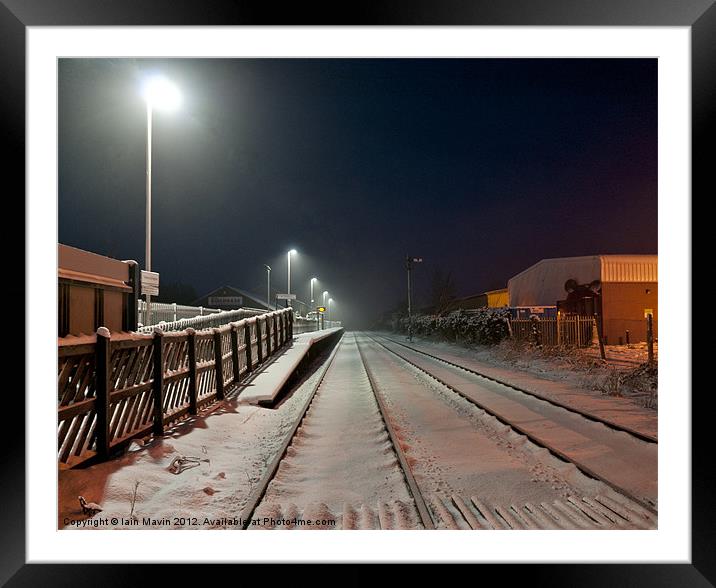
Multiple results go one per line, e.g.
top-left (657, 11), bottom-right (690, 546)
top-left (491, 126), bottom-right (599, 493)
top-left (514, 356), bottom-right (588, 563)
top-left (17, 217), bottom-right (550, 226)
top-left (59, 343), bottom-right (339, 530)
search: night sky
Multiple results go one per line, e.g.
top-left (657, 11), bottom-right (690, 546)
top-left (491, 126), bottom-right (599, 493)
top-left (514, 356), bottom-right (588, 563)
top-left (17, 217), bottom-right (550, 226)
top-left (59, 58), bottom-right (657, 328)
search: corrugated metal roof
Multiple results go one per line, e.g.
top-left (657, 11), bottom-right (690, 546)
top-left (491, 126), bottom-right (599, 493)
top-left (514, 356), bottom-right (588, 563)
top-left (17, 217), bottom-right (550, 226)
top-left (599, 255), bottom-right (657, 282)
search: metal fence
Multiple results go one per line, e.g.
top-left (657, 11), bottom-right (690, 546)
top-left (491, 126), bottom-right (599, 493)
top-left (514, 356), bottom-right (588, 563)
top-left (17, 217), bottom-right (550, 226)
top-left (58, 308), bottom-right (296, 469)
top-left (510, 314), bottom-right (595, 347)
top-left (138, 301), bottom-right (223, 327)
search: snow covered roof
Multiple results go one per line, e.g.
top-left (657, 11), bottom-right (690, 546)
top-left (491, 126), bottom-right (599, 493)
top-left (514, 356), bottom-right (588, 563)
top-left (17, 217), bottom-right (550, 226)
top-left (507, 255), bottom-right (657, 306)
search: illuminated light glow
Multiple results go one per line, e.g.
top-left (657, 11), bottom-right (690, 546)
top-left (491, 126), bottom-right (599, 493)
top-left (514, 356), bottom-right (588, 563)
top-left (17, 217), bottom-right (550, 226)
top-left (142, 75), bottom-right (182, 111)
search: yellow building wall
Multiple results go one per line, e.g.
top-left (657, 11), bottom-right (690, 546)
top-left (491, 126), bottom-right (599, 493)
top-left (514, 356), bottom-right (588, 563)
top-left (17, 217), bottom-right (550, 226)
top-left (486, 289), bottom-right (509, 307)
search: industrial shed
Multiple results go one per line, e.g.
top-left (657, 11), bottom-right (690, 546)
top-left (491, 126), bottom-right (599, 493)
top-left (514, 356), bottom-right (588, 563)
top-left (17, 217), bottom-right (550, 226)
top-left (507, 255), bottom-right (657, 343)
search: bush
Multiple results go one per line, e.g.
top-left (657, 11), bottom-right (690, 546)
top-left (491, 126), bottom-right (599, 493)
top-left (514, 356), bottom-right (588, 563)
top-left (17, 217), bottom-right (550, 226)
top-left (395, 308), bottom-right (510, 345)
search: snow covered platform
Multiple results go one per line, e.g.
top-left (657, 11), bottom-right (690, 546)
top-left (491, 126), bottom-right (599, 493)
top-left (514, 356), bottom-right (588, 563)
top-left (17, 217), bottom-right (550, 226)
top-left (238, 327), bottom-right (343, 406)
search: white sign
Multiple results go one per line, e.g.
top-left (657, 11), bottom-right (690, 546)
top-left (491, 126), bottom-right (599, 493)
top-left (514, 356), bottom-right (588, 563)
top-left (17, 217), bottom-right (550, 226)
top-left (141, 270), bottom-right (159, 296)
top-left (208, 296), bottom-right (243, 307)
top-left (276, 293), bottom-right (296, 300)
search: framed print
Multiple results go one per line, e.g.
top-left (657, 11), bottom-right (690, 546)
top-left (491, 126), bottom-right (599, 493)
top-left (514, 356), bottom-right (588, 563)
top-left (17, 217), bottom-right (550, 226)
top-left (5, 0), bottom-right (711, 583)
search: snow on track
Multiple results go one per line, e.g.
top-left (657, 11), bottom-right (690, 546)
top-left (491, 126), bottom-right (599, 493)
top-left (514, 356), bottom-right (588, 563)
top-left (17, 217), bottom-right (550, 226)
top-left (380, 334), bottom-right (657, 441)
top-left (371, 334), bottom-right (658, 510)
top-left (355, 334), bottom-right (655, 529)
top-left (252, 334), bottom-right (422, 529)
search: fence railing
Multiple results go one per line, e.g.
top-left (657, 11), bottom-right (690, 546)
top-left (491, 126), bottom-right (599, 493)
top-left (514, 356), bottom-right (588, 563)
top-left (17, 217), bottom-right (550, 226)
top-left (58, 308), bottom-right (295, 469)
top-left (510, 315), bottom-right (595, 347)
top-left (138, 301), bottom-right (222, 327)
top-left (136, 307), bottom-right (267, 334)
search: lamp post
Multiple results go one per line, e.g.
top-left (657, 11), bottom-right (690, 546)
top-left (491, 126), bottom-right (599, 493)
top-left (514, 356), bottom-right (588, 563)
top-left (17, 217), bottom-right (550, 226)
top-left (287, 249), bottom-right (297, 307)
top-left (406, 255), bottom-right (423, 342)
top-left (310, 277), bottom-right (317, 307)
top-left (264, 264), bottom-right (271, 310)
top-left (328, 298), bottom-right (333, 325)
top-left (322, 291), bottom-right (329, 330)
top-left (141, 75), bottom-right (181, 326)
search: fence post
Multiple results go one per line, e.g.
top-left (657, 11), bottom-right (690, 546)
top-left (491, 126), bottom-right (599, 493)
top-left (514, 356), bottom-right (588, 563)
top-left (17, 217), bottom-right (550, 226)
top-left (172, 302), bottom-right (177, 322)
top-left (594, 314), bottom-right (606, 360)
top-left (255, 319), bottom-right (263, 364)
top-left (152, 328), bottom-right (165, 436)
top-left (646, 314), bottom-right (654, 367)
top-left (125, 261), bottom-right (140, 331)
top-left (230, 323), bottom-right (241, 383)
top-left (288, 310), bottom-right (294, 338)
top-left (273, 315), bottom-right (279, 350)
top-left (186, 328), bottom-right (198, 415)
top-left (95, 327), bottom-right (111, 459)
top-left (213, 329), bottom-right (225, 400)
top-left (266, 316), bottom-right (272, 356)
top-left (244, 321), bottom-right (253, 373)
top-left (556, 312), bottom-right (561, 346)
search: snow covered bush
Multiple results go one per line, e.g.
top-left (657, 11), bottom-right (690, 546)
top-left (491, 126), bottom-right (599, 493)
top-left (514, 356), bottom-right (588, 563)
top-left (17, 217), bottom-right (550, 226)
top-left (393, 308), bottom-right (511, 345)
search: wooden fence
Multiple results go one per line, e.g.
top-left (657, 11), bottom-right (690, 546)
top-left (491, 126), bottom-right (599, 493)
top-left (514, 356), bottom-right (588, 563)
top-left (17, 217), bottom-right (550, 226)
top-left (510, 314), bottom-right (596, 347)
top-left (58, 308), bottom-right (293, 469)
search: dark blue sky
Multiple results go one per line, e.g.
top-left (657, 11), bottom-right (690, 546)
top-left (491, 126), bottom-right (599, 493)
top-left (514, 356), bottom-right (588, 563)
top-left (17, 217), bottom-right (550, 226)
top-left (59, 58), bottom-right (657, 327)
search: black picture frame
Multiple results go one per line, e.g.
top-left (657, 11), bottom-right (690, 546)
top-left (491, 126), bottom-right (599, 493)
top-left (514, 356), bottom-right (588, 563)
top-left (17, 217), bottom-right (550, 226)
top-left (6, 0), bottom-right (709, 583)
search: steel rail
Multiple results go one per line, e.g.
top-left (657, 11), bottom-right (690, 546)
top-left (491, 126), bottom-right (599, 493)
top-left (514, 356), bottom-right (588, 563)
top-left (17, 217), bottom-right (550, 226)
top-left (354, 336), bottom-right (436, 529)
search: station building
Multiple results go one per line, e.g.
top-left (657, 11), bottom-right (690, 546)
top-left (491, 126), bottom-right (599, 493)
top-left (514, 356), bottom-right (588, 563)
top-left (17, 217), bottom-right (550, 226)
top-left (193, 285), bottom-right (275, 312)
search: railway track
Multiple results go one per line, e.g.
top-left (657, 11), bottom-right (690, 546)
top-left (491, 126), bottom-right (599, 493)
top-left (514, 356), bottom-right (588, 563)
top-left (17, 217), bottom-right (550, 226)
top-left (378, 334), bottom-right (657, 443)
top-left (240, 333), bottom-right (433, 529)
top-left (240, 332), bottom-right (655, 530)
top-left (365, 333), bottom-right (658, 514)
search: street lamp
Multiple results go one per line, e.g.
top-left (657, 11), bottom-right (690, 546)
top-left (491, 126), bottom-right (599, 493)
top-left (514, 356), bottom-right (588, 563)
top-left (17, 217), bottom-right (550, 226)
top-left (406, 255), bottom-right (423, 342)
top-left (328, 298), bottom-right (334, 324)
top-left (287, 249), bottom-right (297, 307)
top-left (310, 277), bottom-right (318, 307)
top-left (264, 264), bottom-right (271, 310)
top-left (141, 75), bottom-right (181, 326)
top-left (321, 291), bottom-right (329, 330)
